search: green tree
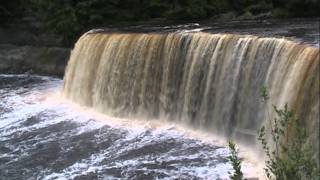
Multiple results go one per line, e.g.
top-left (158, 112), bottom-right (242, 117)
top-left (258, 87), bottom-right (319, 179)
top-left (25, 0), bottom-right (319, 45)
top-left (271, 0), bottom-right (320, 17)
top-left (30, 0), bottom-right (81, 45)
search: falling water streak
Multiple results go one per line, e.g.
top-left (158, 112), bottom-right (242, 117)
top-left (63, 32), bottom-right (319, 147)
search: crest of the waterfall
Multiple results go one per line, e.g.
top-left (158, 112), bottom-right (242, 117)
top-left (63, 32), bottom-right (319, 145)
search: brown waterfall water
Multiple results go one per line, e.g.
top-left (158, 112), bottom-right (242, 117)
top-left (63, 32), bottom-right (319, 148)
top-left (0, 30), bottom-right (318, 179)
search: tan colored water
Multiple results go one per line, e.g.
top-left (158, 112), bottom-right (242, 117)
top-left (63, 32), bottom-right (319, 147)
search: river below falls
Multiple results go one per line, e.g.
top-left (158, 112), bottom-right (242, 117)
top-left (0, 74), bottom-right (263, 179)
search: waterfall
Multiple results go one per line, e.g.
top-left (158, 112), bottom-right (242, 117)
top-left (63, 32), bottom-right (319, 145)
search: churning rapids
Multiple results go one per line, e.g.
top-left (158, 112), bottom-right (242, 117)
top-left (0, 21), bottom-right (319, 180)
top-left (0, 75), bottom-right (261, 179)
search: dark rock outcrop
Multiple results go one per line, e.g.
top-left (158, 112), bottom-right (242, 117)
top-left (0, 18), bottom-right (70, 76)
top-left (0, 44), bottom-right (70, 76)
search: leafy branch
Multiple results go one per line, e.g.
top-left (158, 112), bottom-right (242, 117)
top-left (228, 140), bottom-right (244, 180)
top-left (258, 87), bottom-right (319, 180)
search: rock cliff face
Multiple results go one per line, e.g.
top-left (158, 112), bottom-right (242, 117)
top-left (0, 19), bottom-right (70, 76)
top-left (0, 44), bottom-right (69, 76)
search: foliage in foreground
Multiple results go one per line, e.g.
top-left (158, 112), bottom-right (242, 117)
top-left (228, 87), bottom-right (319, 179)
top-left (258, 87), bottom-right (319, 179)
top-left (228, 141), bottom-right (244, 180)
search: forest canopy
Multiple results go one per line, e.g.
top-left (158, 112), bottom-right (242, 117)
top-left (1, 0), bottom-right (319, 45)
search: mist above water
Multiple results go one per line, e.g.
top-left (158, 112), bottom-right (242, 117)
top-left (63, 32), bottom-right (319, 146)
top-left (1, 28), bottom-right (319, 179)
top-left (0, 75), bottom-right (263, 179)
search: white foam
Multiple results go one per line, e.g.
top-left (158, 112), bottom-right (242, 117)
top-left (0, 74), bottom-right (263, 179)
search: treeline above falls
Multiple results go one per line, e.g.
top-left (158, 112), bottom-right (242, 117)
top-left (3, 0), bottom-right (319, 46)
top-left (63, 32), bottom-right (319, 144)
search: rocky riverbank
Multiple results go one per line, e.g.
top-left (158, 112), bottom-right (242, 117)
top-left (0, 18), bottom-right (70, 76)
top-left (0, 44), bottom-right (69, 76)
top-left (0, 18), bottom-right (318, 77)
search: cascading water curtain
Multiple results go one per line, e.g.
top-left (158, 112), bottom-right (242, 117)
top-left (63, 32), bottom-right (319, 146)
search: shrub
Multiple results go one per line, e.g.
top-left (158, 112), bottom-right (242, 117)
top-left (257, 87), bottom-right (319, 179)
top-left (228, 140), bottom-right (244, 180)
top-left (228, 87), bottom-right (319, 179)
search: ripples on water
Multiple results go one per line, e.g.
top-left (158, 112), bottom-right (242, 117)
top-left (0, 75), bottom-right (261, 180)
